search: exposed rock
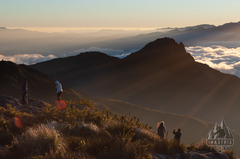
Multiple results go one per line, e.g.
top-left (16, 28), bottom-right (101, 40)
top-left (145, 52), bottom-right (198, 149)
top-left (0, 96), bottom-right (49, 114)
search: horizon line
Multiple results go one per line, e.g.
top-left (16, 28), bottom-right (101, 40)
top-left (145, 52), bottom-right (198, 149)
top-left (5, 27), bottom-right (163, 33)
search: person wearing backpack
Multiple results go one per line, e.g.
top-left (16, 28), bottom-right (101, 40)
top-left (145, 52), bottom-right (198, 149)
top-left (157, 121), bottom-right (167, 139)
top-left (55, 81), bottom-right (63, 101)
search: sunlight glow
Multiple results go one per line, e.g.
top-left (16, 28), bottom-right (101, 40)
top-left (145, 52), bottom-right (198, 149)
top-left (7, 27), bottom-right (158, 33)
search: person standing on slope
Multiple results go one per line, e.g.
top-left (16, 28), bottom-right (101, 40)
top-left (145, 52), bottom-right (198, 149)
top-left (55, 81), bottom-right (63, 101)
top-left (173, 128), bottom-right (182, 143)
top-left (158, 121), bottom-right (167, 139)
top-left (22, 80), bottom-right (28, 104)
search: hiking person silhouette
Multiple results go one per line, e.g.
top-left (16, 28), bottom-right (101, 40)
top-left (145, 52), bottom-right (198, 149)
top-left (173, 128), bottom-right (181, 143)
top-left (157, 121), bottom-right (167, 139)
top-left (22, 80), bottom-right (28, 104)
top-left (55, 81), bottom-right (63, 101)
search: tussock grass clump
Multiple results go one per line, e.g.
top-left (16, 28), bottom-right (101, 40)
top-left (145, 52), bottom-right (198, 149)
top-left (223, 149), bottom-right (238, 159)
top-left (9, 124), bottom-right (66, 158)
top-left (77, 128), bottom-right (152, 159)
top-left (0, 130), bottom-right (13, 146)
top-left (97, 136), bottom-right (151, 159)
top-left (63, 122), bottom-right (100, 137)
top-left (0, 116), bottom-right (14, 146)
top-left (186, 139), bottom-right (217, 152)
top-left (195, 139), bottom-right (212, 151)
top-left (153, 138), bottom-right (186, 154)
top-left (134, 127), bottom-right (158, 141)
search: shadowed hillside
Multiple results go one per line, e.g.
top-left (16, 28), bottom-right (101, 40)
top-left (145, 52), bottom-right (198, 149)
top-left (32, 38), bottom-right (240, 132)
top-left (0, 60), bottom-right (80, 104)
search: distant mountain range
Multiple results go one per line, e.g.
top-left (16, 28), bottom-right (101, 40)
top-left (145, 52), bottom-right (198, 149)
top-left (32, 37), bottom-right (240, 131)
top-left (1, 21), bottom-right (240, 59)
top-left (93, 21), bottom-right (240, 51)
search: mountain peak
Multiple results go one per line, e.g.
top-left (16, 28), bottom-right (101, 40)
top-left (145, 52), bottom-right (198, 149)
top-left (142, 37), bottom-right (182, 50)
top-left (125, 37), bottom-right (194, 64)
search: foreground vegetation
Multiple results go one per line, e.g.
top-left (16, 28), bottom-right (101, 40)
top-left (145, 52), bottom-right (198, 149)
top-left (0, 99), bottom-right (237, 159)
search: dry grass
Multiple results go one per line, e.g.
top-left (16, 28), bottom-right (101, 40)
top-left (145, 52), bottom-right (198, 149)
top-left (223, 149), bottom-right (238, 159)
top-left (9, 124), bottom-right (66, 158)
top-left (0, 101), bottom-right (237, 159)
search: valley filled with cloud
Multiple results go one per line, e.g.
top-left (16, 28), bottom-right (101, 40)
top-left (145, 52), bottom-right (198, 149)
top-left (186, 45), bottom-right (240, 78)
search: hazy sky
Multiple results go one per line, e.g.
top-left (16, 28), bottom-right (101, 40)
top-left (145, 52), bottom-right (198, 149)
top-left (1, 0), bottom-right (240, 31)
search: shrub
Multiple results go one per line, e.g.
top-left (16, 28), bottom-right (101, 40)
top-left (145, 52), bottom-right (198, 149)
top-left (0, 130), bottom-right (13, 146)
top-left (223, 149), bottom-right (238, 159)
top-left (98, 138), bottom-right (151, 159)
top-left (133, 127), bottom-right (158, 142)
top-left (0, 116), bottom-right (8, 130)
top-left (153, 138), bottom-right (170, 154)
top-left (66, 136), bottom-right (86, 151)
top-left (73, 123), bottom-right (99, 136)
top-left (153, 138), bottom-right (186, 154)
top-left (9, 124), bottom-right (66, 158)
top-left (186, 143), bottom-right (196, 151)
top-left (195, 139), bottom-right (215, 151)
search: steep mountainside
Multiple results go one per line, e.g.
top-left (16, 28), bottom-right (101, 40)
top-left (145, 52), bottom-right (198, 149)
top-left (31, 38), bottom-right (240, 131)
top-left (0, 60), bottom-right (80, 104)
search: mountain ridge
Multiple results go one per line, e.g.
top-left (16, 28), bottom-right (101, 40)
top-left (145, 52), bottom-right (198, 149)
top-left (31, 38), bottom-right (240, 132)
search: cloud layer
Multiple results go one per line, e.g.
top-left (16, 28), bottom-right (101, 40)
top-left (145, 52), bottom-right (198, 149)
top-left (0, 47), bottom-right (138, 65)
top-left (2, 45), bottom-right (240, 79)
top-left (0, 54), bottom-right (57, 65)
top-left (186, 46), bottom-right (240, 78)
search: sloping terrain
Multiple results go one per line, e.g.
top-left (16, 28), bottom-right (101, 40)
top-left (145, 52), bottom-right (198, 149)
top-left (32, 38), bottom-right (240, 131)
top-left (89, 95), bottom-right (240, 157)
top-left (0, 60), bottom-right (80, 104)
top-left (0, 95), bottom-right (239, 157)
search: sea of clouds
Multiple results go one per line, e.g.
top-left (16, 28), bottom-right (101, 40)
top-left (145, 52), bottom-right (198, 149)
top-left (0, 54), bottom-right (57, 65)
top-left (0, 47), bottom-right (137, 65)
top-left (186, 46), bottom-right (240, 78)
top-left (1, 46), bottom-right (240, 78)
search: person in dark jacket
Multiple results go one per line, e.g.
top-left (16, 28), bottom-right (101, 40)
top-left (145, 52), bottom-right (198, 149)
top-left (22, 80), bottom-right (28, 104)
top-left (157, 121), bottom-right (167, 139)
top-left (173, 128), bottom-right (181, 143)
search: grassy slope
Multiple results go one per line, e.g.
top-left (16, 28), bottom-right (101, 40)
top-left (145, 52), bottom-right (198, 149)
top-left (89, 96), bottom-right (240, 157)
